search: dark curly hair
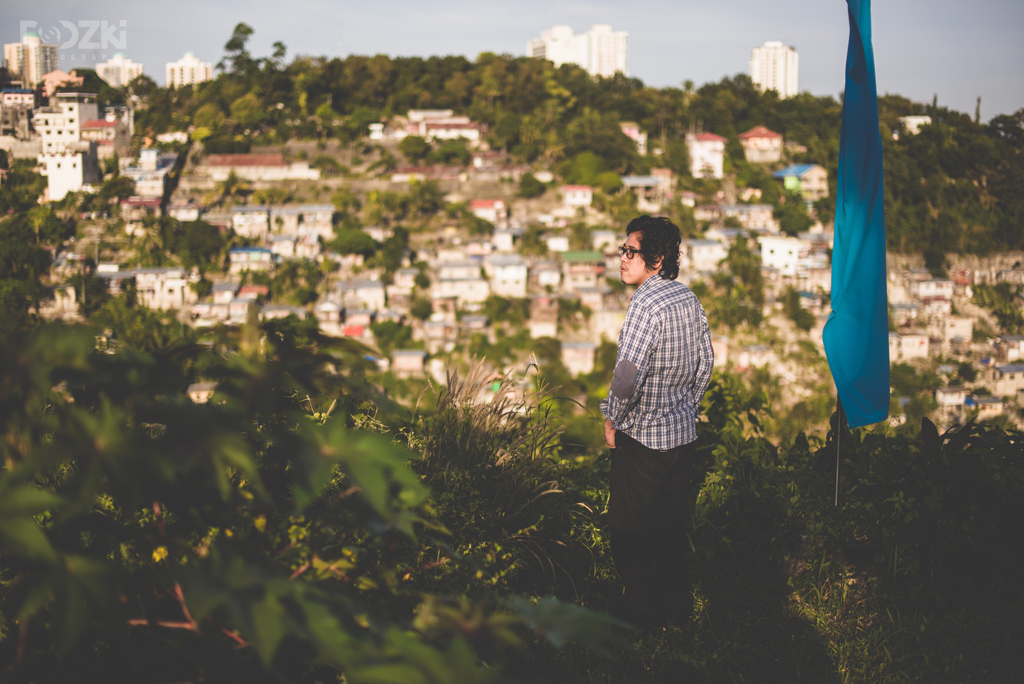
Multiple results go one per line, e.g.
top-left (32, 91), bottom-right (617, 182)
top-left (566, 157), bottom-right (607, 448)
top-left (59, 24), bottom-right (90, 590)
top-left (626, 215), bottom-right (682, 280)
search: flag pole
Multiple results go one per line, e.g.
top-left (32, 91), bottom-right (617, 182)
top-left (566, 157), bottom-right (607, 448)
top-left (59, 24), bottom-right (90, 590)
top-left (835, 396), bottom-right (844, 507)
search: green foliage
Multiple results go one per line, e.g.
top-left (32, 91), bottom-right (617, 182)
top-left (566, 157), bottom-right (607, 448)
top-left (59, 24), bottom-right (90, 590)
top-left (516, 172), bottom-right (546, 199)
top-left (782, 287), bottom-right (817, 332)
top-left (775, 192), bottom-right (814, 236)
top-left (331, 228), bottom-right (379, 257)
top-left (972, 283), bottom-right (1024, 334)
top-left (371, 320), bottom-right (413, 356)
top-left (410, 296), bottom-right (433, 321)
top-left (399, 136), bottom-right (432, 163)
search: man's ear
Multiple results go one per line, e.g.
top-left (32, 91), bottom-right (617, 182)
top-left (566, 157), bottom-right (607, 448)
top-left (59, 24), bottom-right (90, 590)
top-left (648, 255), bottom-right (663, 272)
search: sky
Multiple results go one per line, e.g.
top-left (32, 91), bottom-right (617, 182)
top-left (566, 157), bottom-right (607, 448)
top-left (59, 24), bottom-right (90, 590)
top-left (4, 0), bottom-right (1023, 119)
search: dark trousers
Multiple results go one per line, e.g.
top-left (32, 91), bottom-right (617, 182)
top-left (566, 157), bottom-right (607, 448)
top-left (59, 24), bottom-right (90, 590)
top-left (608, 431), bottom-right (694, 618)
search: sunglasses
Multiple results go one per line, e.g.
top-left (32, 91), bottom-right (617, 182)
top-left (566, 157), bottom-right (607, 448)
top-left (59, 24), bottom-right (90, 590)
top-left (618, 244), bottom-right (640, 260)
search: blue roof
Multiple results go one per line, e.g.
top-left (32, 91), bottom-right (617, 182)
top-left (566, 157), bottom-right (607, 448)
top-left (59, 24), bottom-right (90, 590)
top-left (773, 164), bottom-right (817, 179)
top-left (2, 88), bottom-right (34, 94)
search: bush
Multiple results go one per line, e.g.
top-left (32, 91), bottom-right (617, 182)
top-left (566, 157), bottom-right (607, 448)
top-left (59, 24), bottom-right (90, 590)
top-left (517, 173), bottom-right (546, 199)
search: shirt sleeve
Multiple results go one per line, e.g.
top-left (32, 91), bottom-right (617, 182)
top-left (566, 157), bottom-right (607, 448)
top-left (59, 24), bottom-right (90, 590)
top-left (689, 302), bottom-right (715, 414)
top-left (600, 301), bottom-right (659, 429)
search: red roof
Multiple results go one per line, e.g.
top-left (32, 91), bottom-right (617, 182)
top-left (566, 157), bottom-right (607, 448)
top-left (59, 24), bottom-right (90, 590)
top-left (560, 185), bottom-right (593, 192)
top-left (739, 125), bottom-right (782, 140)
top-left (206, 154), bottom-right (286, 167)
top-left (343, 325), bottom-right (365, 336)
top-left (82, 119), bottom-right (117, 129)
top-left (691, 133), bottom-right (726, 142)
top-left (470, 199), bottom-right (506, 208)
top-left (238, 285), bottom-right (269, 296)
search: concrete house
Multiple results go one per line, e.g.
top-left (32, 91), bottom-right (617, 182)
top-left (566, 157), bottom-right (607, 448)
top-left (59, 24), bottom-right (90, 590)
top-left (686, 132), bottom-right (726, 179)
top-left (738, 125), bottom-right (783, 163)
top-left (484, 254), bottom-right (528, 298)
top-left (773, 164), bottom-right (828, 202)
top-left (562, 251), bottom-right (605, 290)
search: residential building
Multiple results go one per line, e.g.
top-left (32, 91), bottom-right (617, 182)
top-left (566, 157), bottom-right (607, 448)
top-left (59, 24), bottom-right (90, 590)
top-left (432, 277), bottom-right (490, 305)
top-left (232, 206), bottom-right (271, 239)
top-left (711, 336), bottom-right (729, 367)
top-left (134, 268), bottom-right (199, 310)
top-left (528, 296), bottom-right (559, 338)
top-left (935, 387), bottom-right (967, 407)
top-left (758, 235), bottom-right (814, 276)
top-left (4, 33), bottom-right (58, 88)
top-left (79, 118), bottom-right (130, 157)
top-left (32, 92), bottom-right (100, 154)
top-left (204, 154), bottom-right (320, 182)
top-left (546, 234), bottom-right (570, 252)
top-left (437, 261), bottom-right (482, 281)
top-left (37, 142), bottom-right (101, 201)
top-left (561, 185), bottom-right (593, 208)
top-left (492, 228), bottom-right (523, 253)
top-left (531, 262), bottom-right (562, 290)
top-left (392, 350), bottom-right (427, 377)
top-left (270, 204), bottom-right (334, 237)
top-left (900, 116), bottom-right (932, 135)
top-left (889, 332), bottom-right (929, 360)
top-left (995, 335), bottom-right (1024, 363)
top-left (686, 133), bottom-right (726, 179)
top-left (561, 341), bottom-right (596, 376)
top-left (96, 54), bottom-right (144, 88)
top-left (738, 126), bottom-right (783, 163)
top-left (338, 280), bottom-right (387, 311)
top-left (397, 110), bottom-right (483, 143)
top-left (1, 88), bottom-right (38, 108)
top-left (622, 175), bottom-right (671, 212)
top-left (591, 230), bottom-right (619, 252)
top-left (720, 204), bottom-right (777, 231)
top-left (166, 52), bottom-right (213, 88)
top-left (682, 239), bottom-right (727, 273)
top-left (750, 41), bottom-right (799, 99)
top-left (229, 248), bottom-right (274, 274)
top-left (773, 164), bottom-right (829, 202)
top-left (120, 149), bottom-right (175, 198)
top-left (991, 364), bottom-right (1024, 397)
top-left (908, 277), bottom-right (954, 301)
top-left (527, 25), bottom-right (628, 78)
top-left (971, 396), bottom-right (1004, 419)
top-left (484, 254), bottom-right (528, 297)
top-left (470, 199), bottom-right (508, 225)
top-left (562, 251), bottom-right (605, 290)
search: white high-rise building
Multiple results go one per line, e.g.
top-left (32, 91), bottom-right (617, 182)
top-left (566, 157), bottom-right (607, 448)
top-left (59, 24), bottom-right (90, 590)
top-left (527, 25), bottom-right (628, 78)
top-left (750, 41), bottom-right (799, 99)
top-left (166, 52), bottom-right (213, 88)
top-left (4, 32), bottom-right (58, 88)
top-left (97, 53), bottom-right (144, 88)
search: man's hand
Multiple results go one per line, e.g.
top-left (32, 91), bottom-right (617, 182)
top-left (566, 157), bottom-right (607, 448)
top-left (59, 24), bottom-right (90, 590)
top-left (604, 418), bottom-right (616, 448)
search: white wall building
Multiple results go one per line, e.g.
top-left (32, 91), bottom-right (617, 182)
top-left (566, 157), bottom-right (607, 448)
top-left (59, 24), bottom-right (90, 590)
top-left (484, 254), bottom-right (528, 298)
top-left (527, 25), bottom-right (628, 78)
top-left (561, 185), bottom-right (593, 208)
top-left (134, 268), bottom-right (199, 310)
top-left (682, 239), bottom-right (728, 273)
top-left (4, 33), bottom-right (58, 88)
top-left (96, 54), bottom-right (144, 88)
top-left (750, 41), bottom-right (799, 99)
top-left (686, 133), bottom-right (725, 179)
top-left (166, 52), bottom-right (213, 88)
top-left (37, 142), bottom-right (101, 201)
top-left (758, 235), bottom-right (813, 277)
top-left (32, 92), bottom-right (100, 154)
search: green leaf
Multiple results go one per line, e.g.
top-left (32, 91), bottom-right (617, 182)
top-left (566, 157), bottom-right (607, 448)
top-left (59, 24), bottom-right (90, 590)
top-left (250, 590), bottom-right (287, 664)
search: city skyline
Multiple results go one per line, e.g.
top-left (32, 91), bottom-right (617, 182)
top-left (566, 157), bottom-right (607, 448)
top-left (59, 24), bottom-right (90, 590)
top-left (1, 0), bottom-right (1022, 118)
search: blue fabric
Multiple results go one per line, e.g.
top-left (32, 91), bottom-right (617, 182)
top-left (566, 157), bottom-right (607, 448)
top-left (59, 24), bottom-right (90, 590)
top-left (823, 0), bottom-right (890, 428)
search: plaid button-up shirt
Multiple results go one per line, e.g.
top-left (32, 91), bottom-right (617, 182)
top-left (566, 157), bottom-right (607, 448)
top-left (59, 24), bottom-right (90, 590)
top-left (600, 275), bottom-right (714, 450)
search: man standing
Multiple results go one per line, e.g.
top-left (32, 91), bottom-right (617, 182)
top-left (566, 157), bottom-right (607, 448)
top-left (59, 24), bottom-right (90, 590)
top-left (600, 215), bottom-right (714, 624)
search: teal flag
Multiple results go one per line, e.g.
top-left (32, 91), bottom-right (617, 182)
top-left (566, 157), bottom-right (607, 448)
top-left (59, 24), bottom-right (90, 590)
top-left (822, 0), bottom-right (890, 428)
